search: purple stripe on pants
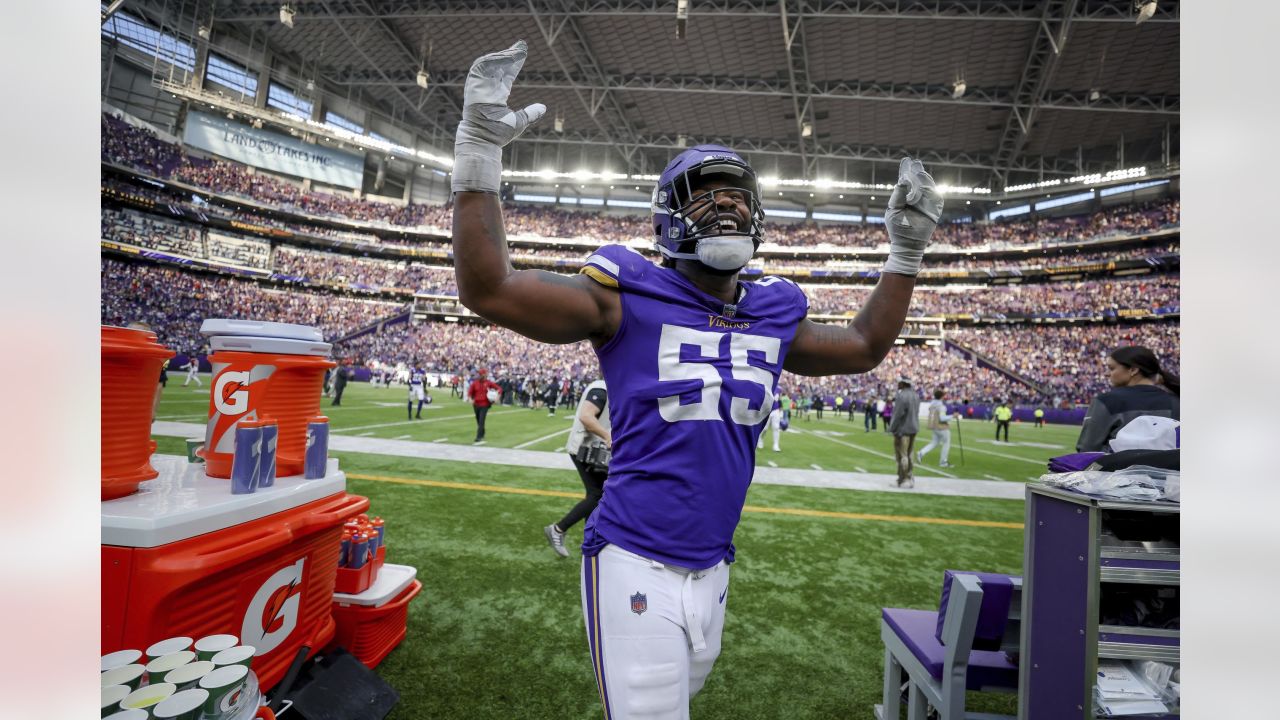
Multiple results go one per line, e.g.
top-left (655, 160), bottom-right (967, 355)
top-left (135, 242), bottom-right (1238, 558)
top-left (583, 555), bottom-right (612, 719)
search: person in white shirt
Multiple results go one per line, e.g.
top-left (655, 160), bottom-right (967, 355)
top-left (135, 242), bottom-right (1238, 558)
top-left (917, 388), bottom-right (952, 468)
top-left (182, 353), bottom-right (202, 387)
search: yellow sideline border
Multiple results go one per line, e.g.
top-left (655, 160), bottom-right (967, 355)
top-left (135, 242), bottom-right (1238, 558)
top-left (345, 472), bottom-right (1024, 530)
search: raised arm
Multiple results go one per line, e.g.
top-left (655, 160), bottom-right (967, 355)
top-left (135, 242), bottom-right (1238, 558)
top-left (450, 41), bottom-right (617, 345)
top-left (784, 158), bottom-right (943, 376)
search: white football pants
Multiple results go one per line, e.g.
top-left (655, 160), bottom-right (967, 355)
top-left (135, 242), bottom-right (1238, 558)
top-left (919, 428), bottom-right (951, 464)
top-left (581, 544), bottom-right (730, 719)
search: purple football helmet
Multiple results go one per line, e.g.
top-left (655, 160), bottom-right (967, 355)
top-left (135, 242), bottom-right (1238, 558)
top-left (652, 144), bottom-right (765, 267)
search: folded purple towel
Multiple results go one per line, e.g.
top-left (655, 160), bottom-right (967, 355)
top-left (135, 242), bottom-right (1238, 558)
top-left (1047, 452), bottom-right (1106, 473)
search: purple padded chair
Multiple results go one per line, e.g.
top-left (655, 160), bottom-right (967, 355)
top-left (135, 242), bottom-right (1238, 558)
top-left (875, 571), bottom-right (1022, 720)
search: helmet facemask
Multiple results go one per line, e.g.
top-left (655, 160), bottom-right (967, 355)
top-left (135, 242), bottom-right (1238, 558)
top-left (654, 149), bottom-right (766, 274)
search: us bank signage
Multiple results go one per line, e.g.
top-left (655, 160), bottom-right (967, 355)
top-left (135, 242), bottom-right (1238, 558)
top-left (184, 110), bottom-right (365, 189)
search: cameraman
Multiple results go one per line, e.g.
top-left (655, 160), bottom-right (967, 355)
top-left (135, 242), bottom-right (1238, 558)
top-left (544, 378), bottom-right (610, 558)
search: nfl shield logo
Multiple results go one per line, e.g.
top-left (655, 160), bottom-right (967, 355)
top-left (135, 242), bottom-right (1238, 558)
top-left (630, 591), bottom-right (647, 615)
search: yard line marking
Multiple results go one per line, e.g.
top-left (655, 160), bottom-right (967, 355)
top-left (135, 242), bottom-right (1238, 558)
top-left (337, 409), bottom-right (519, 433)
top-left (810, 463), bottom-right (823, 471)
top-left (514, 428), bottom-right (571, 449)
top-left (983, 473), bottom-right (1004, 481)
top-left (767, 461), bottom-right (778, 468)
top-left (953, 444), bottom-right (1047, 465)
top-left (433, 437), bottom-right (449, 443)
top-left (346, 472), bottom-right (1023, 530)
top-left (358, 431), bottom-right (375, 437)
top-left (854, 466), bottom-right (868, 473)
top-left (802, 432), bottom-right (957, 478)
top-left (393, 434), bottom-right (411, 440)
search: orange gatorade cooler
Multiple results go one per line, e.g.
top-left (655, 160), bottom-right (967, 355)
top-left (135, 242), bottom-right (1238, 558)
top-left (200, 320), bottom-right (334, 479)
top-left (102, 453), bottom-right (364, 693)
top-left (101, 325), bottom-right (175, 500)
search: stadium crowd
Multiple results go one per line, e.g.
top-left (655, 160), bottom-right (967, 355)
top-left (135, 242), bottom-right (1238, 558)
top-left (104, 113), bottom-right (1179, 252)
top-left (947, 323), bottom-right (1181, 405)
top-left (100, 258), bottom-right (406, 352)
top-left (273, 247), bottom-right (458, 294)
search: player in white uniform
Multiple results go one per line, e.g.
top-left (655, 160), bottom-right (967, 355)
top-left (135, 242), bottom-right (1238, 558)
top-left (755, 396), bottom-right (783, 452)
top-left (917, 388), bottom-right (952, 467)
top-left (181, 353), bottom-right (202, 387)
top-left (408, 362), bottom-right (431, 419)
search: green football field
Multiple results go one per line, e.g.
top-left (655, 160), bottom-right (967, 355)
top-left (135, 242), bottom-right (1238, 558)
top-left (154, 378), bottom-right (1081, 719)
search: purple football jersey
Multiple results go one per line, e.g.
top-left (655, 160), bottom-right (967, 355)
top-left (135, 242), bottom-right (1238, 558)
top-left (579, 245), bottom-right (808, 569)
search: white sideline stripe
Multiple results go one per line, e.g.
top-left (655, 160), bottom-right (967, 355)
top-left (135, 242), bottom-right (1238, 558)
top-left (983, 474), bottom-right (1004, 481)
top-left (767, 461), bottom-right (777, 468)
top-left (810, 464), bottom-right (823, 471)
top-left (338, 409), bottom-right (520, 433)
top-left (433, 437), bottom-right (448, 443)
top-left (394, 435), bottom-right (411, 440)
top-left (358, 432), bottom-right (375, 437)
top-left (514, 428), bottom-right (570, 449)
top-left (854, 466), bottom-right (868, 473)
top-left (149, 420), bottom-right (1023, 500)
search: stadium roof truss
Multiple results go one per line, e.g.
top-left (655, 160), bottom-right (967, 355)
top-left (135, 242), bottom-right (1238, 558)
top-left (129, 0), bottom-right (1179, 189)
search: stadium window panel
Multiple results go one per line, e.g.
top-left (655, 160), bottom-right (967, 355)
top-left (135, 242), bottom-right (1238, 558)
top-left (1034, 191), bottom-right (1095, 211)
top-left (324, 111), bottom-right (363, 135)
top-left (579, 197), bottom-right (605, 206)
top-left (513, 194), bottom-right (558, 203)
top-left (267, 82), bottom-right (313, 119)
top-left (101, 10), bottom-right (195, 72)
top-left (368, 131), bottom-right (392, 144)
top-left (1099, 179), bottom-right (1170, 197)
top-left (607, 199), bottom-right (650, 208)
top-left (865, 216), bottom-right (885, 224)
top-left (206, 53), bottom-right (257, 97)
top-left (989, 204), bottom-right (1032, 220)
top-left (811, 211), bottom-right (863, 222)
top-left (764, 208), bottom-right (807, 219)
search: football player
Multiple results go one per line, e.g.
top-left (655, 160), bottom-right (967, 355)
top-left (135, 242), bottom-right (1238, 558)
top-left (407, 360), bottom-right (430, 419)
top-left (451, 41), bottom-right (943, 719)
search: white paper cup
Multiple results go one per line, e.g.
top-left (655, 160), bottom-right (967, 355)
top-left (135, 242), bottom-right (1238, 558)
top-left (145, 636), bottom-right (193, 661)
top-left (103, 710), bottom-right (149, 720)
top-left (199, 664), bottom-right (250, 717)
top-left (194, 633), bottom-right (239, 661)
top-left (145, 650), bottom-right (195, 683)
top-left (101, 648), bottom-right (143, 672)
top-left (101, 663), bottom-right (145, 691)
top-left (153, 687), bottom-right (210, 720)
top-left (210, 644), bottom-right (256, 669)
top-left (163, 659), bottom-right (215, 691)
top-left (120, 681), bottom-right (176, 711)
top-left (102, 685), bottom-right (131, 717)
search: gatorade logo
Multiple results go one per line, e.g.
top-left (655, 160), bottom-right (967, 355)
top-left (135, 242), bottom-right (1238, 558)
top-left (214, 371), bottom-right (251, 415)
top-left (241, 558), bottom-right (305, 656)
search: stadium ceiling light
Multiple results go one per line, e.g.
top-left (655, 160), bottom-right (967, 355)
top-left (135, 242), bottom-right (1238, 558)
top-left (416, 70), bottom-right (430, 90)
top-left (1088, 88), bottom-right (1101, 102)
top-left (801, 122), bottom-right (813, 138)
top-left (675, 0), bottom-right (690, 39)
top-left (554, 113), bottom-right (564, 133)
top-left (279, 3), bottom-right (295, 28)
top-left (1135, 0), bottom-right (1157, 24)
top-left (952, 79), bottom-right (967, 100)
top-left (197, 24), bottom-right (210, 38)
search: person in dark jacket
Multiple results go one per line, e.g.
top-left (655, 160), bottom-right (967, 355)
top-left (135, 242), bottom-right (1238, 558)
top-left (1076, 346), bottom-right (1180, 452)
top-left (331, 362), bottom-right (350, 406)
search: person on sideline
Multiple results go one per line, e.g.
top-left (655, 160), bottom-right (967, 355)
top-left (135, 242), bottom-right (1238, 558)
top-left (888, 377), bottom-right (921, 488)
top-left (545, 378), bottom-right (611, 557)
top-left (917, 388), bottom-right (952, 468)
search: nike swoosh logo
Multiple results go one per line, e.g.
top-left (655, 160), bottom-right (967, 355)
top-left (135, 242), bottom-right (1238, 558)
top-left (719, 588), bottom-right (727, 604)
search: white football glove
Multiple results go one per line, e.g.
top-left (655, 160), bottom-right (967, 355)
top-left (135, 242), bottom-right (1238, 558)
top-left (452, 40), bottom-right (547, 194)
top-left (882, 157), bottom-right (944, 276)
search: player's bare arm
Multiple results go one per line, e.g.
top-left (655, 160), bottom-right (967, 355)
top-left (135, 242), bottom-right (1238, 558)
top-left (784, 158), bottom-right (944, 376)
top-left (449, 41), bottom-right (619, 346)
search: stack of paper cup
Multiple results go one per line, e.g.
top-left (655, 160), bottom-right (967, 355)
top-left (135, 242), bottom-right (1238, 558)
top-left (145, 637), bottom-right (193, 662)
top-left (101, 663), bottom-right (145, 691)
top-left (145, 650), bottom-right (195, 683)
top-left (101, 685), bottom-right (131, 717)
top-left (199, 664), bottom-right (251, 718)
top-left (194, 634), bottom-right (239, 661)
top-left (163, 660), bottom-right (215, 691)
top-left (119, 682), bottom-right (176, 713)
top-left (210, 644), bottom-right (255, 670)
top-left (101, 649), bottom-right (143, 673)
top-left (152, 688), bottom-right (210, 720)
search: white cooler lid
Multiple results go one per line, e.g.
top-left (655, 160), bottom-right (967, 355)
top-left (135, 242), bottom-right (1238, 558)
top-left (209, 335), bottom-right (332, 357)
top-left (200, 318), bottom-right (324, 342)
top-left (332, 564), bottom-right (418, 608)
top-left (102, 455), bottom-right (346, 548)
